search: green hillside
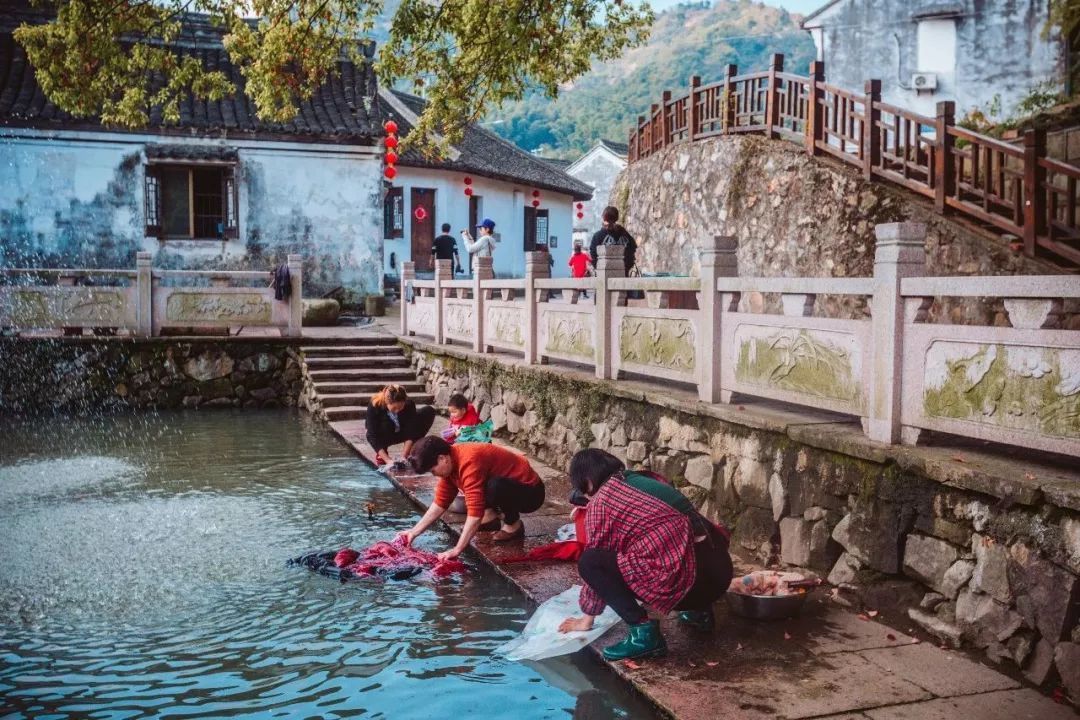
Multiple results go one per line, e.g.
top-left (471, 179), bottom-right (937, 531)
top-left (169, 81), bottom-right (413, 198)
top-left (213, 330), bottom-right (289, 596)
top-left (484, 1), bottom-right (816, 157)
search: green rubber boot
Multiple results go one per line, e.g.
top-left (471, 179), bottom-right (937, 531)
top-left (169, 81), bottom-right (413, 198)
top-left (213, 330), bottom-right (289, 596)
top-left (677, 609), bottom-right (715, 631)
top-left (602, 620), bottom-right (667, 661)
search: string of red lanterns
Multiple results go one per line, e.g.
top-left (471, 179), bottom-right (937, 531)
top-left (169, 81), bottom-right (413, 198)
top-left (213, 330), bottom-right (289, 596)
top-left (576, 202), bottom-right (584, 220)
top-left (463, 176), bottom-right (473, 197)
top-left (383, 120), bottom-right (399, 180)
top-left (531, 189), bottom-right (541, 208)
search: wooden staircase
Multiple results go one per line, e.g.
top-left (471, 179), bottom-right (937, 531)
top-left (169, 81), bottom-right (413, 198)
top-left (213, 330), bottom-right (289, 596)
top-left (301, 338), bottom-right (431, 423)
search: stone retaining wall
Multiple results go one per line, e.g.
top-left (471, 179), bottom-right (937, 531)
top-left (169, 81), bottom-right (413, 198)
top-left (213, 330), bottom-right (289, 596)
top-left (0, 338), bottom-right (303, 415)
top-left (407, 341), bottom-right (1080, 696)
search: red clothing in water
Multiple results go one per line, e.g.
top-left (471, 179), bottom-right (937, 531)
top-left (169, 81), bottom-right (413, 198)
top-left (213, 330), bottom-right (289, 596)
top-left (578, 475), bottom-right (696, 616)
top-left (433, 443), bottom-right (541, 518)
top-left (568, 252), bottom-right (591, 278)
top-left (449, 403), bottom-right (481, 430)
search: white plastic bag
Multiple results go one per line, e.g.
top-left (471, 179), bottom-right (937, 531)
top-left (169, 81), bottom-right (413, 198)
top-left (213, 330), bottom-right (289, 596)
top-left (495, 585), bottom-right (621, 661)
top-left (555, 522), bottom-right (576, 542)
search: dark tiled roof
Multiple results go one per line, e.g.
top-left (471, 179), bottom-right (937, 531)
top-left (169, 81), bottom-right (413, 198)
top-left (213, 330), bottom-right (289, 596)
top-left (542, 157), bottom-right (574, 170)
top-left (599, 138), bottom-right (629, 156)
top-left (0, 10), bottom-right (379, 143)
top-left (385, 91), bottom-right (594, 201)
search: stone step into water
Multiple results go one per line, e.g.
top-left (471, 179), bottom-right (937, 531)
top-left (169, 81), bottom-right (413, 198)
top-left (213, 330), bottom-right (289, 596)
top-left (324, 405), bottom-right (368, 421)
top-left (295, 336), bottom-right (396, 346)
top-left (307, 367), bottom-right (419, 381)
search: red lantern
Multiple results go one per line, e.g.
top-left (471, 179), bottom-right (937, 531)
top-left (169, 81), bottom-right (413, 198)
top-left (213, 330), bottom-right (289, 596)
top-left (531, 190), bottom-right (540, 197)
top-left (463, 176), bottom-right (473, 185)
top-left (385, 151), bottom-right (398, 165)
top-left (384, 166), bottom-right (397, 180)
top-left (383, 120), bottom-right (398, 134)
top-left (576, 203), bottom-right (583, 210)
top-left (414, 206), bottom-right (428, 221)
top-left (531, 199), bottom-right (540, 208)
top-left (577, 212), bottom-right (584, 219)
top-left (384, 136), bottom-right (398, 149)
top-left (464, 187), bottom-right (474, 197)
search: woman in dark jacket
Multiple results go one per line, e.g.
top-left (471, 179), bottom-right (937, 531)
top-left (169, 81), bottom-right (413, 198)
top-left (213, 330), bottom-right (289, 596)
top-left (558, 449), bottom-right (732, 661)
top-left (364, 384), bottom-right (436, 464)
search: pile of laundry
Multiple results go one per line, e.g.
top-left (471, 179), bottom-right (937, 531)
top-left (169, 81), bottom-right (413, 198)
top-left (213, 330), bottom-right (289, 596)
top-left (290, 540), bottom-right (468, 582)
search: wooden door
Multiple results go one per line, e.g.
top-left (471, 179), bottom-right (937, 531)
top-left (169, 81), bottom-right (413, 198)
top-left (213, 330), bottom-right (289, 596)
top-left (410, 187), bottom-right (436, 273)
top-left (523, 206), bottom-right (537, 252)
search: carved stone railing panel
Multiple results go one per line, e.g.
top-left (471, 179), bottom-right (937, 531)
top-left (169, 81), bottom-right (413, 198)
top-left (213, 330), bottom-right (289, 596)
top-left (539, 307), bottom-right (596, 364)
top-left (0, 286), bottom-right (136, 328)
top-left (613, 307), bottom-right (698, 383)
top-left (485, 303), bottom-right (526, 349)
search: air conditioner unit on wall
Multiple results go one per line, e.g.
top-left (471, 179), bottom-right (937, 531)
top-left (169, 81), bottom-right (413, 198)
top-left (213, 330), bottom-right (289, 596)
top-left (912, 73), bottom-right (938, 92)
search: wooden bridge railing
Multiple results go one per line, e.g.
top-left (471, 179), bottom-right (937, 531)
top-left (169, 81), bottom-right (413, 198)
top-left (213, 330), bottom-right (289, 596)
top-left (628, 54), bottom-right (1080, 270)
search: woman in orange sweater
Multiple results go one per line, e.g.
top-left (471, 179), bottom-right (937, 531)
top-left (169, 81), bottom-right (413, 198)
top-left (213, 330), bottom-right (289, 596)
top-left (398, 436), bottom-right (545, 560)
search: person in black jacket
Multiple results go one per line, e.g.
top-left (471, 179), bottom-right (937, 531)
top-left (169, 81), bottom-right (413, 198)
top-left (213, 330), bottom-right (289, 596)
top-left (589, 206), bottom-right (637, 275)
top-left (365, 385), bottom-right (436, 464)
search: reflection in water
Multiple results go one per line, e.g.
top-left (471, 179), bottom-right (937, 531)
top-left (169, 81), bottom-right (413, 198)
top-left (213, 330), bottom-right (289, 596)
top-left (0, 411), bottom-right (652, 719)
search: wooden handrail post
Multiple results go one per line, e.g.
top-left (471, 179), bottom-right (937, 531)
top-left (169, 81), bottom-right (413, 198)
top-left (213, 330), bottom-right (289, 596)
top-left (863, 79), bottom-right (882, 181)
top-left (723, 64), bottom-right (737, 133)
top-left (1023, 128), bottom-right (1047, 257)
top-left (650, 103), bottom-right (660, 151)
top-left (765, 54), bottom-right (784, 138)
top-left (934, 101), bottom-right (956, 213)
top-left (806, 61), bottom-right (825, 157)
top-left (689, 75), bottom-right (701, 142)
top-left (661, 90), bottom-right (672, 147)
top-left (636, 115), bottom-right (645, 158)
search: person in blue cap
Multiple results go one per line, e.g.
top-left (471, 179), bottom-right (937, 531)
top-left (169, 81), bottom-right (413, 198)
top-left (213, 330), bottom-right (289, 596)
top-left (462, 217), bottom-right (497, 272)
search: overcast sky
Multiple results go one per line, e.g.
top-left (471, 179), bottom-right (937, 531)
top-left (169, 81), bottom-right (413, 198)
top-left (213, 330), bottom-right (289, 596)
top-left (648, 0), bottom-right (824, 15)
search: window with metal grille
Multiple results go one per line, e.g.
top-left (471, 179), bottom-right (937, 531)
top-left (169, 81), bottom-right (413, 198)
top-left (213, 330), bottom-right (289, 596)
top-left (144, 164), bottom-right (238, 240)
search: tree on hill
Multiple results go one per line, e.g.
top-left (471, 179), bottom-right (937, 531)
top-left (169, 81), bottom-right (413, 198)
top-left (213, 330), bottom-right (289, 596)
top-left (486, 0), bottom-right (816, 157)
top-left (12, 0), bottom-right (653, 153)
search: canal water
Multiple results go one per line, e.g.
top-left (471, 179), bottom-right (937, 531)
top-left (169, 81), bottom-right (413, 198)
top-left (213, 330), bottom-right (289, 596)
top-left (0, 411), bottom-right (655, 719)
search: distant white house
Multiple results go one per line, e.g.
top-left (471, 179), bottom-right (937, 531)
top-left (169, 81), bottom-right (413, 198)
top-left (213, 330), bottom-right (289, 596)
top-left (801, 0), bottom-right (1067, 118)
top-left (554, 139), bottom-right (628, 249)
top-left (380, 92), bottom-right (593, 280)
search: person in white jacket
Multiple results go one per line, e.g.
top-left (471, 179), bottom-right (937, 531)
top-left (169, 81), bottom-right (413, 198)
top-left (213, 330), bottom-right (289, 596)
top-left (461, 217), bottom-right (497, 272)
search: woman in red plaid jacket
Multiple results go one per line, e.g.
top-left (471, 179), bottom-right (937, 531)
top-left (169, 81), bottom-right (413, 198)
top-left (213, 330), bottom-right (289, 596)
top-left (558, 449), bottom-right (733, 661)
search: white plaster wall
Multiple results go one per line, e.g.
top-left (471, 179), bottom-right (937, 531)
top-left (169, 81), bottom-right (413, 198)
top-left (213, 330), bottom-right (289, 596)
top-left (385, 166), bottom-right (577, 279)
top-left (567, 148), bottom-right (627, 236)
top-left (809, 0), bottom-right (1064, 119)
top-left (0, 129), bottom-right (383, 298)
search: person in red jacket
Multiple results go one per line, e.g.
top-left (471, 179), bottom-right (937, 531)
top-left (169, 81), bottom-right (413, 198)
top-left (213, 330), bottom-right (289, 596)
top-left (567, 241), bottom-right (593, 299)
top-left (447, 393), bottom-right (480, 436)
top-left (399, 438), bottom-right (545, 558)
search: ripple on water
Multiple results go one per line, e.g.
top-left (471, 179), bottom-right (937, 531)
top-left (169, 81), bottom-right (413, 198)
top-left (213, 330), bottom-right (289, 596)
top-left (0, 412), bottom-right (652, 720)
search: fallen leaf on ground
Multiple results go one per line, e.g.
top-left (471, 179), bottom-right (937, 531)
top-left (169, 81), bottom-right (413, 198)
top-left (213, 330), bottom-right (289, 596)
top-left (1052, 687), bottom-right (1067, 704)
top-left (1024, 472), bottom-right (1037, 481)
top-left (688, 661), bottom-right (697, 668)
top-left (951, 455), bottom-right (966, 463)
top-left (623, 660), bottom-right (642, 670)
top-left (886, 633), bottom-right (897, 641)
top-left (784, 632), bottom-right (792, 640)
top-left (867, 610), bottom-right (879, 618)
top-left (910, 638), bottom-right (921, 644)
top-left (857, 613), bottom-right (870, 621)
top-left (736, 643), bottom-right (743, 651)
top-left (737, 405), bottom-right (746, 411)
top-left (706, 661), bottom-right (719, 667)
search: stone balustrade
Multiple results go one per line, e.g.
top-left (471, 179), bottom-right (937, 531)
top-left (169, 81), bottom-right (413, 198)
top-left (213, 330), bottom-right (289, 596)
top-left (401, 223), bottom-right (1080, 457)
top-left (0, 253), bottom-right (303, 337)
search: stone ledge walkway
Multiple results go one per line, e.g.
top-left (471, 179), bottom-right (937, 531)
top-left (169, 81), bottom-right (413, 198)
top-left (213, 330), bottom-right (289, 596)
top-left (328, 415), bottom-right (1076, 720)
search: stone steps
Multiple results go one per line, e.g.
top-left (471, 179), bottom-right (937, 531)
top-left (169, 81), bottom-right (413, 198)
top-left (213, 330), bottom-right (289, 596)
top-left (299, 337), bottom-right (426, 423)
top-left (300, 344), bottom-right (402, 357)
top-left (312, 381), bottom-right (426, 395)
top-left (320, 392), bottom-right (434, 408)
top-left (304, 355), bottom-right (411, 370)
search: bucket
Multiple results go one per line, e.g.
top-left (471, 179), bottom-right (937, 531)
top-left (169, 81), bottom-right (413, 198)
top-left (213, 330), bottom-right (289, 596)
top-left (365, 294), bottom-right (386, 317)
